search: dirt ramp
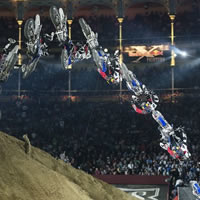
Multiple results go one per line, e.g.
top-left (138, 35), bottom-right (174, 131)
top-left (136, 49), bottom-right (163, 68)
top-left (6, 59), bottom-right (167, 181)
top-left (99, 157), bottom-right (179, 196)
top-left (0, 131), bottom-right (138, 200)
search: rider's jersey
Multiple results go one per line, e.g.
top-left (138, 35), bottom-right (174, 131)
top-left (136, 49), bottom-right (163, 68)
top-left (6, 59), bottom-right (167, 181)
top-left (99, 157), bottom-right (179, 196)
top-left (167, 147), bottom-right (180, 159)
top-left (132, 104), bottom-right (148, 114)
top-left (97, 68), bottom-right (108, 80)
top-left (132, 100), bottom-right (155, 115)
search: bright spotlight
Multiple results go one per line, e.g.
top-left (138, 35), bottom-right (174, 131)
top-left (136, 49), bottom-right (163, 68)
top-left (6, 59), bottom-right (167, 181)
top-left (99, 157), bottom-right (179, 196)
top-left (181, 51), bottom-right (188, 57)
top-left (172, 47), bottom-right (188, 57)
top-left (104, 48), bottom-right (108, 53)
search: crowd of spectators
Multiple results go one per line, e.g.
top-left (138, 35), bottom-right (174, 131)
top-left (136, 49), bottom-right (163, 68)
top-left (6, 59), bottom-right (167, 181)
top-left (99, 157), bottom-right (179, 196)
top-left (1, 7), bottom-right (200, 47)
top-left (72, 15), bottom-right (118, 47)
top-left (0, 17), bottom-right (18, 45)
top-left (1, 5), bottom-right (200, 200)
top-left (41, 9), bottom-right (200, 45)
top-left (123, 12), bottom-right (170, 44)
top-left (0, 96), bottom-right (199, 199)
top-left (1, 56), bottom-right (200, 95)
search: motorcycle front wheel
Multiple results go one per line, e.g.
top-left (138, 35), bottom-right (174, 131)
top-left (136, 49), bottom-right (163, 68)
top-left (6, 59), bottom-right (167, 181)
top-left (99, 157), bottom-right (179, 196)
top-left (24, 18), bottom-right (35, 41)
top-left (50, 6), bottom-right (60, 29)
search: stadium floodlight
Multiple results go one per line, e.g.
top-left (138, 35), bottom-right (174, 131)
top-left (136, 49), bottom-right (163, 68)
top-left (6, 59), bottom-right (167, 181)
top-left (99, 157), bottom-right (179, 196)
top-left (172, 46), bottom-right (188, 57)
top-left (180, 51), bottom-right (188, 57)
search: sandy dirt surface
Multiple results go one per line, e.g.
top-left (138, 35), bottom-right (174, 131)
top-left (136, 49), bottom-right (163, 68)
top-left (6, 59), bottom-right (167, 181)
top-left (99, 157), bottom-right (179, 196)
top-left (0, 131), bottom-right (139, 200)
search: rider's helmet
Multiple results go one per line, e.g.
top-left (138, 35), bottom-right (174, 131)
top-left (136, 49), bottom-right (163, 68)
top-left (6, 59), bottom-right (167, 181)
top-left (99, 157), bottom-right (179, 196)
top-left (141, 102), bottom-right (149, 109)
top-left (141, 101), bottom-right (157, 113)
top-left (172, 145), bottom-right (187, 160)
top-left (141, 102), bottom-right (153, 113)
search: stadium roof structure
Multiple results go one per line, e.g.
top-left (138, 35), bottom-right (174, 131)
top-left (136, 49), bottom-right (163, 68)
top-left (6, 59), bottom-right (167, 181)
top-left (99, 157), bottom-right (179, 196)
top-left (0, 0), bottom-right (193, 18)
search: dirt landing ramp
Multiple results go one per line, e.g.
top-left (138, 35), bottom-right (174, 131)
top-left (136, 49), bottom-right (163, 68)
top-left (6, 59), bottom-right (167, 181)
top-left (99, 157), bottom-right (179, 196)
top-left (0, 131), bottom-right (138, 200)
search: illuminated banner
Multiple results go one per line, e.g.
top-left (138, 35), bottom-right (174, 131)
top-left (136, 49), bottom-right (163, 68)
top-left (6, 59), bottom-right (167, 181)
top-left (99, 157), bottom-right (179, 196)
top-left (117, 185), bottom-right (167, 200)
top-left (124, 45), bottom-right (169, 58)
top-left (94, 175), bottom-right (169, 200)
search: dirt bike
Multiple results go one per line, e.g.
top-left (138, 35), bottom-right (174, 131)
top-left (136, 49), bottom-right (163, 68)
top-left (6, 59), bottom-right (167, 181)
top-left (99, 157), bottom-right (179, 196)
top-left (23, 14), bottom-right (48, 79)
top-left (49, 7), bottom-right (91, 69)
top-left (169, 134), bottom-right (190, 160)
top-left (0, 39), bottom-right (19, 82)
top-left (61, 42), bottom-right (91, 69)
top-left (79, 18), bottom-right (99, 49)
top-left (49, 6), bottom-right (67, 44)
top-left (79, 18), bottom-right (136, 87)
top-left (79, 18), bottom-right (111, 71)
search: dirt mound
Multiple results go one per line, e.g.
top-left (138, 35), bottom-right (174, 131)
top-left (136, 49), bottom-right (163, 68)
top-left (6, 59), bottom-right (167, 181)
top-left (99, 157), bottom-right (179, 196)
top-left (0, 131), bottom-right (138, 200)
